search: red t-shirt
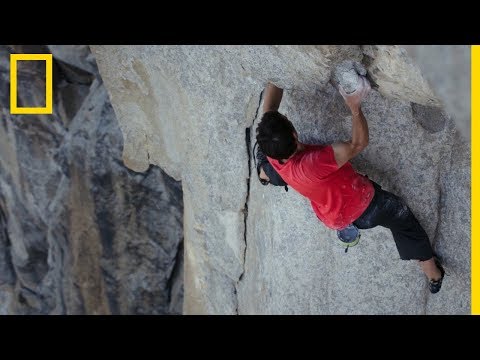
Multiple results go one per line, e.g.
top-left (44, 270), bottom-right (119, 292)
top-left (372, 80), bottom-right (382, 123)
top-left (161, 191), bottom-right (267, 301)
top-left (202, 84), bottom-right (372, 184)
top-left (268, 144), bottom-right (374, 230)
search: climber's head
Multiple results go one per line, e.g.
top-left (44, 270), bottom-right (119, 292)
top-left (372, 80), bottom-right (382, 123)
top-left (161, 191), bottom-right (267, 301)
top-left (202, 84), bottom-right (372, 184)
top-left (256, 111), bottom-right (298, 161)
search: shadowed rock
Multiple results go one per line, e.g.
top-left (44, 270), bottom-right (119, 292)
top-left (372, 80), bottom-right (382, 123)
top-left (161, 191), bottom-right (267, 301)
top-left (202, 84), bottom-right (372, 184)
top-left (411, 103), bottom-right (447, 133)
top-left (0, 45), bottom-right (184, 314)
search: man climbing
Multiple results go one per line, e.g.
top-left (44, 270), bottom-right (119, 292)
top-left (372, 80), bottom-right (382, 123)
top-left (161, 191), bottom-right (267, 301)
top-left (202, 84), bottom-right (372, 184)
top-left (255, 77), bottom-right (446, 294)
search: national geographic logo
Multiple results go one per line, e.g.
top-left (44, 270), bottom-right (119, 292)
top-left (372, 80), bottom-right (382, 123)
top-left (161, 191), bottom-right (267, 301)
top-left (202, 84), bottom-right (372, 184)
top-left (10, 54), bottom-right (53, 114)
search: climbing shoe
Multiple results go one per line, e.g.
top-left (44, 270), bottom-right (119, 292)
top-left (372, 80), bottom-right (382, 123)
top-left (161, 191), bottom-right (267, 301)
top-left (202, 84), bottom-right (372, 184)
top-left (337, 224), bottom-right (361, 253)
top-left (429, 257), bottom-right (446, 294)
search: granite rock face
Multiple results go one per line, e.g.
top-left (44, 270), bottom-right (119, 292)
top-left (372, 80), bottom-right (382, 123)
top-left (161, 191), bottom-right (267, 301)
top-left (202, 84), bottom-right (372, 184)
top-left (0, 45), bottom-right (184, 314)
top-left (91, 45), bottom-right (470, 315)
top-left (402, 45), bottom-right (471, 140)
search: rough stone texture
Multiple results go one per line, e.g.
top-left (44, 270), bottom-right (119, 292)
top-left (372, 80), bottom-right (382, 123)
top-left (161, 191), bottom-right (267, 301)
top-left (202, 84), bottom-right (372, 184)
top-left (332, 60), bottom-right (366, 94)
top-left (402, 45), bottom-right (471, 141)
top-left (91, 45), bottom-right (470, 314)
top-left (0, 45), bottom-right (184, 314)
top-left (48, 45), bottom-right (99, 74)
top-left (362, 45), bottom-right (441, 107)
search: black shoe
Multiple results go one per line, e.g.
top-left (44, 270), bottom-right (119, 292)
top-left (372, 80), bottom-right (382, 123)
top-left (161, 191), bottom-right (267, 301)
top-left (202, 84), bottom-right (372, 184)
top-left (429, 257), bottom-right (445, 294)
top-left (336, 224), bottom-right (361, 253)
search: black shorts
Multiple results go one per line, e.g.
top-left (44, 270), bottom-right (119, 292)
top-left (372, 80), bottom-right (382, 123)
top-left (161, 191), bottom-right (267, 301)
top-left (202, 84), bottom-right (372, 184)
top-left (353, 181), bottom-right (434, 261)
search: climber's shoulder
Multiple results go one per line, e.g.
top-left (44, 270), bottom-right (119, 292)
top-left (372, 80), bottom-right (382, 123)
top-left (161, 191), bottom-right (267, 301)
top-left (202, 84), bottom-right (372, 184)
top-left (297, 144), bottom-right (338, 168)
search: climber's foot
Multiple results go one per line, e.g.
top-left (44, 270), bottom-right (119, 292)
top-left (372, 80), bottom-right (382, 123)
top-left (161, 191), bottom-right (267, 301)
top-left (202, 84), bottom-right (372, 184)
top-left (419, 256), bottom-right (445, 293)
top-left (428, 257), bottom-right (446, 294)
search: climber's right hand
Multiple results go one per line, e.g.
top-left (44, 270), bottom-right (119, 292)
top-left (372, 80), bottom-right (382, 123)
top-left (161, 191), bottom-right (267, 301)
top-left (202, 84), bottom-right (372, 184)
top-left (339, 76), bottom-right (371, 114)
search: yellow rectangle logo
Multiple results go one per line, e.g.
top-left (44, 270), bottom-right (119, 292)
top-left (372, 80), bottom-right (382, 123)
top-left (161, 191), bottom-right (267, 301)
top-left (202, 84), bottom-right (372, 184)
top-left (10, 54), bottom-right (53, 115)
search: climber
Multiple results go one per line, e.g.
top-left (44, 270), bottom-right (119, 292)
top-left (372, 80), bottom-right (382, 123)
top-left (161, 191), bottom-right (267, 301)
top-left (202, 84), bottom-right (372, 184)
top-left (255, 77), bottom-right (446, 294)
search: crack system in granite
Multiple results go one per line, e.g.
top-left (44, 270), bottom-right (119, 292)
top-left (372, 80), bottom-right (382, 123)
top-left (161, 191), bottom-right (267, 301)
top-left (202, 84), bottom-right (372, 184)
top-left (234, 91), bottom-right (263, 314)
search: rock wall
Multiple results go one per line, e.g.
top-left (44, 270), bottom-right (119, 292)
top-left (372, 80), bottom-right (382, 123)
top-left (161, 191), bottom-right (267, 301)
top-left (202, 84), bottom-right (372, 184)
top-left (0, 45), bottom-right (184, 314)
top-left (402, 45), bottom-right (471, 140)
top-left (92, 45), bottom-right (470, 315)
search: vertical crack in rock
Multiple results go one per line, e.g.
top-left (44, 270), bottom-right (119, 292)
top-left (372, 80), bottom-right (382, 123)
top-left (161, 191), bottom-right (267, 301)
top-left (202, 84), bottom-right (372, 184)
top-left (145, 133), bottom-right (150, 163)
top-left (166, 238), bottom-right (183, 309)
top-left (431, 187), bottom-right (443, 251)
top-left (423, 125), bottom-right (455, 314)
top-left (235, 91), bottom-right (263, 314)
top-left (240, 126), bottom-right (252, 281)
top-left (421, 184), bottom-right (444, 314)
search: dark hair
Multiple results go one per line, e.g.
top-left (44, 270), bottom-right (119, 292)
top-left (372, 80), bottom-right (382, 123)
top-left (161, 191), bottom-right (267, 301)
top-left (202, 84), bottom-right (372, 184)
top-left (256, 111), bottom-right (297, 160)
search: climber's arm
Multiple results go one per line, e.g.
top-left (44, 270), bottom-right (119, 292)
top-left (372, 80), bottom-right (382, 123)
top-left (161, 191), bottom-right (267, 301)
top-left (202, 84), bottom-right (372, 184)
top-left (332, 76), bottom-right (371, 168)
top-left (263, 82), bottom-right (284, 113)
top-left (332, 108), bottom-right (369, 168)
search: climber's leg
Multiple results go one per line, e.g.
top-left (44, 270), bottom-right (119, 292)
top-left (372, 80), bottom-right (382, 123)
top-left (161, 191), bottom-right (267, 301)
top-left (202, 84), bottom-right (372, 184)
top-left (353, 182), bottom-right (443, 286)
